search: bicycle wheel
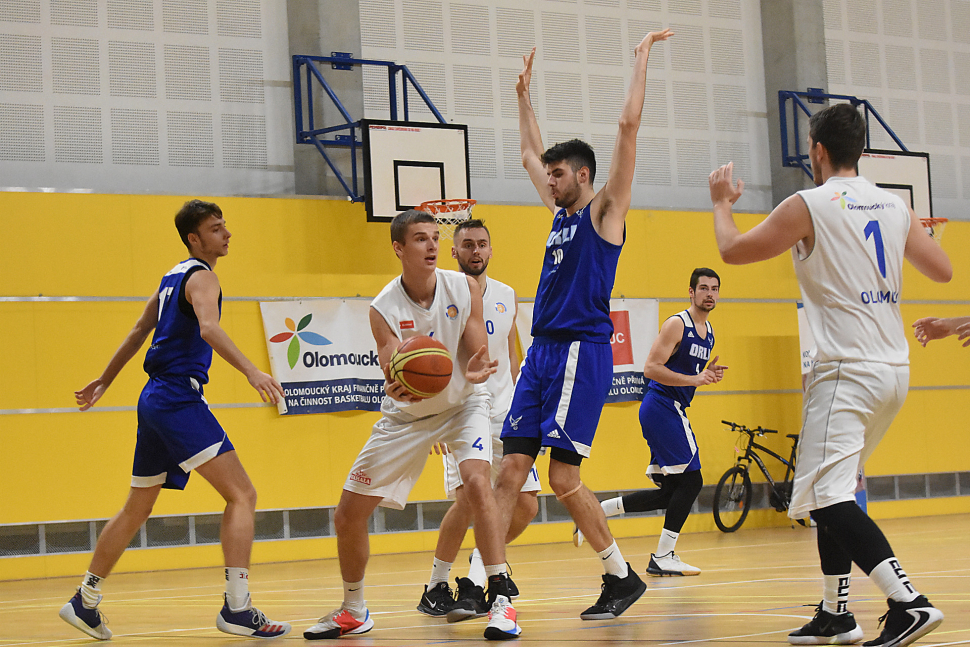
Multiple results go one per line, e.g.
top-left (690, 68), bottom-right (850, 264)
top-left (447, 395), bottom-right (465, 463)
top-left (713, 466), bottom-right (753, 532)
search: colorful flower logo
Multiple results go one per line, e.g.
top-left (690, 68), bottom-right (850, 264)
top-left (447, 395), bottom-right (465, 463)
top-left (270, 314), bottom-right (331, 369)
top-left (830, 191), bottom-right (857, 209)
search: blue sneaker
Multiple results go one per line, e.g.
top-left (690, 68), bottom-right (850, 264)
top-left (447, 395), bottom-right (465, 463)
top-left (59, 590), bottom-right (112, 640)
top-left (216, 594), bottom-right (291, 638)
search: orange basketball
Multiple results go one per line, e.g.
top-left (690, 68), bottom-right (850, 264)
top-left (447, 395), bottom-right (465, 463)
top-left (388, 336), bottom-right (453, 398)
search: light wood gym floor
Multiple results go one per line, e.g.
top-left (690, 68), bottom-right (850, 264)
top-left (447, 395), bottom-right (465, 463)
top-left (3, 514), bottom-right (968, 646)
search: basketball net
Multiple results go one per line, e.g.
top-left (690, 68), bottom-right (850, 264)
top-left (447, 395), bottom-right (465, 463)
top-left (921, 217), bottom-right (947, 243)
top-left (419, 199), bottom-right (476, 241)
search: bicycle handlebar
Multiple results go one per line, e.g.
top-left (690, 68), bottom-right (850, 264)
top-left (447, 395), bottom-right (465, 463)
top-left (722, 420), bottom-right (779, 436)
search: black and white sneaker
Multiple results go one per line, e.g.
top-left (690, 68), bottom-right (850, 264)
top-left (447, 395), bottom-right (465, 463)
top-left (417, 581), bottom-right (455, 617)
top-left (579, 564), bottom-right (646, 620)
top-left (788, 604), bottom-right (863, 645)
top-left (862, 596), bottom-right (943, 647)
top-left (446, 577), bottom-right (488, 623)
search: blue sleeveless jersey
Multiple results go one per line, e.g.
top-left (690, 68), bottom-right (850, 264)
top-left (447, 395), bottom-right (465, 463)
top-left (531, 202), bottom-right (623, 342)
top-left (143, 259), bottom-right (221, 384)
top-left (647, 310), bottom-right (714, 408)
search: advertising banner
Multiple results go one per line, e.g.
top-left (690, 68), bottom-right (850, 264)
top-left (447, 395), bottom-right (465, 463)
top-left (259, 299), bottom-right (384, 415)
top-left (515, 299), bottom-right (659, 403)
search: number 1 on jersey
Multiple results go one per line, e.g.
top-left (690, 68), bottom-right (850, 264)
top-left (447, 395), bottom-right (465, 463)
top-left (864, 220), bottom-right (887, 278)
top-left (157, 287), bottom-right (174, 321)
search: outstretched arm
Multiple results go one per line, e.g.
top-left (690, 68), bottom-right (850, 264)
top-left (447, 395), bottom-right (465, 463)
top-left (591, 28), bottom-right (673, 245)
top-left (913, 316), bottom-right (970, 346)
top-left (517, 48), bottom-right (556, 213)
top-left (710, 162), bottom-right (814, 264)
top-left (186, 270), bottom-right (283, 404)
top-left (75, 292), bottom-right (159, 411)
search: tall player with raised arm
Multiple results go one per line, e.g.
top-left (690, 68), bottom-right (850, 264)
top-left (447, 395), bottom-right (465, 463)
top-left (60, 200), bottom-right (291, 640)
top-left (492, 29), bottom-right (673, 621)
top-left (710, 103), bottom-right (952, 647)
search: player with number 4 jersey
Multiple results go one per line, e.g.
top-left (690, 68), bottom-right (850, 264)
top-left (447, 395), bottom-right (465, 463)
top-left (710, 103), bottom-right (951, 647)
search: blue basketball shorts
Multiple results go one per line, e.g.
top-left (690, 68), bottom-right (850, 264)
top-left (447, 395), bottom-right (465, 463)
top-left (132, 376), bottom-right (234, 490)
top-left (639, 391), bottom-right (701, 477)
top-left (501, 338), bottom-right (613, 458)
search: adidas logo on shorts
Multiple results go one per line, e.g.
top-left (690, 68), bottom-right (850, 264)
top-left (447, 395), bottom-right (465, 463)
top-left (547, 429), bottom-right (561, 439)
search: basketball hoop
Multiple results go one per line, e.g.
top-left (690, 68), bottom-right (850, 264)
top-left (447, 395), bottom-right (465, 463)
top-left (921, 217), bottom-right (948, 243)
top-left (418, 199), bottom-right (477, 241)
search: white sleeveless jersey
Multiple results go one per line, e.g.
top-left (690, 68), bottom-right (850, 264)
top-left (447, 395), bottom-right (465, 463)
top-left (795, 175), bottom-right (910, 365)
top-left (482, 277), bottom-right (517, 415)
top-left (371, 269), bottom-right (482, 417)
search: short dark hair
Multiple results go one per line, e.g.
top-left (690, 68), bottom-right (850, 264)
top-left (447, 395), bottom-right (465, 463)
top-left (541, 139), bottom-right (596, 184)
top-left (453, 218), bottom-right (490, 242)
top-left (390, 209), bottom-right (437, 244)
top-left (690, 267), bottom-right (720, 291)
top-left (808, 103), bottom-right (866, 170)
top-left (175, 200), bottom-right (222, 251)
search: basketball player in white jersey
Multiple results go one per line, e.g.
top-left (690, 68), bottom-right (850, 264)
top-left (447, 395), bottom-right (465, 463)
top-left (303, 210), bottom-right (521, 641)
top-left (416, 219), bottom-right (542, 623)
top-left (709, 103), bottom-right (951, 647)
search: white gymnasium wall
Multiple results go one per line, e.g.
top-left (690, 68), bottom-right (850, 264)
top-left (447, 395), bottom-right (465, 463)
top-left (358, 0), bottom-right (773, 212)
top-left (823, 0), bottom-right (970, 220)
top-left (0, 0), bottom-right (294, 195)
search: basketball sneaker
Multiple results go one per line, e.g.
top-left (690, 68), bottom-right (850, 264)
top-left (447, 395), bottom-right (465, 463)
top-left (646, 551), bottom-right (701, 577)
top-left (788, 604), bottom-right (863, 645)
top-left (59, 590), bottom-right (112, 640)
top-left (216, 594), bottom-right (291, 638)
top-left (573, 524), bottom-right (585, 547)
top-left (417, 581), bottom-right (455, 617)
top-left (303, 607), bottom-right (374, 640)
top-left (447, 577), bottom-right (488, 623)
top-left (579, 565), bottom-right (647, 620)
top-left (484, 595), bottom-right (522, 641)
top-left (861, 596), bottom-right (943, 647)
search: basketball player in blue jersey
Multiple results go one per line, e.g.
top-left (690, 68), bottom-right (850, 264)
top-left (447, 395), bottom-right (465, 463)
top-left (59, 200), bottom-right (291, 641)
top-left (574, 269), bottom-right (726, 577)
top-left (492, 28), bottom-right (673, 621)
top-left (710, 103), bottom-right (951, 647)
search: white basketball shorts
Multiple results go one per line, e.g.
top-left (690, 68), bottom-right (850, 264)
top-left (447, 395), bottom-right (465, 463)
top-left (789, 360), bottom-right (908, 518)
top-left (443, 408), bottom-right (542, 499)
top-left (344, 391), bottom-right (491, 510)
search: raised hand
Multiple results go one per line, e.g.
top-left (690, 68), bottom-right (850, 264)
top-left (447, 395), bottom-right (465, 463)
top-left (517, 47), bottom-right (536, 96)
top-left (709, 162), bottom-right (745, 206)
top-left (75, 379), bottom-right (106, 411)
top-left (706, 355), bottom-right (729, 383)
top-left (465, 345), bottom-right (498, 384)
top-left (635, 27), bottom-right (674, 55)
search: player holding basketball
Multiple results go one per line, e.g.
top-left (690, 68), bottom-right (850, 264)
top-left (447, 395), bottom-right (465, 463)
top-left (492, 28), bottom-right (673, 621)
top-left (416, 219), bottom-right (542, 623)
top-left (709, 103), bottom-right (951, 647)
top-left (304, 210), bottom-right (521, 641)
top-left (60, 200), bottom-right (291, 640)
top-left (574, 268), bottom-right (726, 578)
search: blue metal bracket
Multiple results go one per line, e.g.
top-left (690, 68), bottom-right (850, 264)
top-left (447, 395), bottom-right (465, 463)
top-left (292, 54), bottom-right (447, 202)
top-left (779, 90), bottom-right (908, 180)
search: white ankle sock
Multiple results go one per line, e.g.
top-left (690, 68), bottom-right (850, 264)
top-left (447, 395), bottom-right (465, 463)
top-left (597, 541), bottom-right (629, 578)
top-left (79, 571), bottom-right (104, 609)
top-left (822, 574), bottom-right (851, 614)
top-left (601, 497), bottom-right (624, 517)
top-left (468, 548), bottom-right (487, 588)
top-left (343, 579), bottom-right (366, 614)
top-left (484, 563), bottom-right (507, 580)
top-left (225, 567), bottom-right (250, 611)
top-left (656, 529), bottom-right (678, 556)
top-left (429, 557), bottom-right (452, 588)
top-left (870, 558), bottom-right (919, 603)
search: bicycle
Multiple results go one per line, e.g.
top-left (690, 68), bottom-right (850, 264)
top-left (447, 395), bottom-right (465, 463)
top-left (712, 420), bottom-right (800, 532)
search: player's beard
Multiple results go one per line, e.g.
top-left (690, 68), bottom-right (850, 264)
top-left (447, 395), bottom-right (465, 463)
top-left (553, 179), bottom-right (582, 208)
top-left (696, 299), bottom-right (716, 312)
top-left (457, 255), bottom-right (488, 276)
